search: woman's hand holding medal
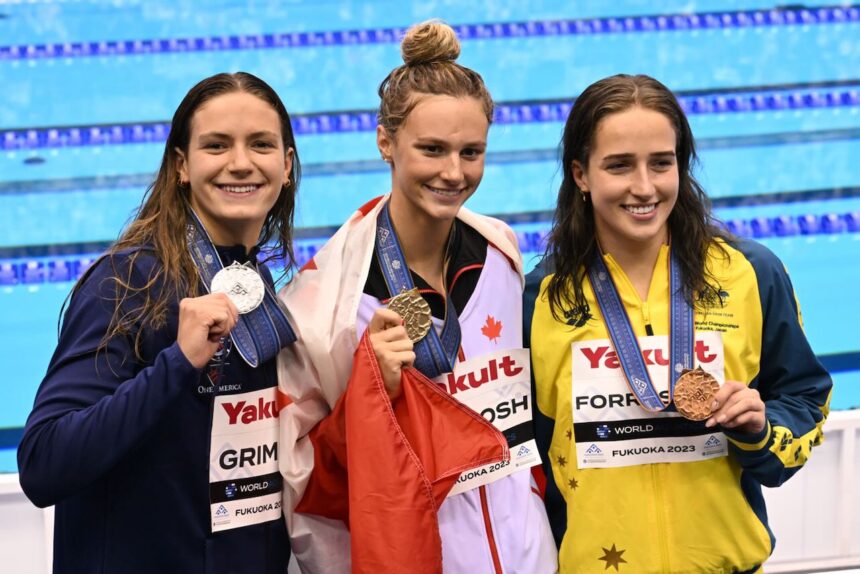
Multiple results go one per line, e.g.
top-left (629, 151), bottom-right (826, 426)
top-left (705, 381), bottom-right (767, 435)
top-left (368, 307), bottom-right (416, 400)
top-left (177, 293), bottom-right (240, 369)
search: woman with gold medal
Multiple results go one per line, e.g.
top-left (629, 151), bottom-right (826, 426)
top-left (276, 20), bottom-right (557, 574)
top-left (525, 75), bottom-right (832, 573)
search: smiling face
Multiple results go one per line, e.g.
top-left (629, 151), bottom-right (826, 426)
top-left (378, 94), bottom-right (489, 229)
top-left (176, 91), bottom-right (293, 248)
top-left (573, 105), bottom-right (679, 257)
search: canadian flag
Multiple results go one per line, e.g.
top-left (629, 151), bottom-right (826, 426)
top-left (295, 332), bottom-right (508, 573)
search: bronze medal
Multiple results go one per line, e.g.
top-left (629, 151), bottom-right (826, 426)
top-left (673, 367), bottom-right (720, 421)
top-left (388, 288), bottom-right (432, 343)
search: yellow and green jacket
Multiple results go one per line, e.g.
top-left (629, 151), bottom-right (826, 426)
top-left (524, 239), bottom-right (832, 574)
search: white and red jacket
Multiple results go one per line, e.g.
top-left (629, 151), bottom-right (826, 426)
top-left (277, 196), bottom-right (557, 573)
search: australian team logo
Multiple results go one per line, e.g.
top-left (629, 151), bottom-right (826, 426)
top-left (697, 287), bottom-right (730, 308)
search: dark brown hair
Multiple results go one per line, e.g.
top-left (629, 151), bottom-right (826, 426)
top-left (79, 72), bottom-right (301, 358)
top-left (544, 74), bottom-right (730, 322)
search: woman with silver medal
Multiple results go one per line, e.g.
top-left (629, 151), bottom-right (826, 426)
top-left (18, 72), bottom-right (300, 574)
top-left (525, 75), bottom-right (833, 573)
top-left (276, 21), bottom-right (557, 574)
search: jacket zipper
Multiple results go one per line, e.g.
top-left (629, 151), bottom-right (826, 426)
top-left (479, 485), bottom-right (503, 574)
top-left (642, 301), bottom-right (654, 336)
top-left (651, 465), bottom-right (671, 571)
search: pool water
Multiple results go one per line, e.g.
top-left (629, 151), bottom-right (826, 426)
top-left (1, 0), bottom-right (858, 471)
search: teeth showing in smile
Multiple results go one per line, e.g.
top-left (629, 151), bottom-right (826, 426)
top-left (425, 185), bottom-right (463, 197)
top-left (219, 184), bottom-right (259, 194)
top-left (625, 204), bottom-right (656, 215)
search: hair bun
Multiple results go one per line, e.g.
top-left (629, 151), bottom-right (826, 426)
top-left (401, 20), bottom-right (460, 66)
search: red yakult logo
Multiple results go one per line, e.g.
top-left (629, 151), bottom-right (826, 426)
top-left (580, 340), bottom-right (717, 369)
top-left (221, 397), bottom-right (280, 425)
top-left (440, 355), bottom-right (523, 395)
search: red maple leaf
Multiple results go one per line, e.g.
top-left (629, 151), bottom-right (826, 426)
top-left (481, 315), bottom-right (503, 343)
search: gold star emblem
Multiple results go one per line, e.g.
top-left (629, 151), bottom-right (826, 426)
top-left (598, 544), bottom-right (627, 571)
top-left (565, 429), bottom-right (573, 440)
top-left (568, 477), bottom-right (578, 490)
top-left (556, 455), bottom-right (567, 467)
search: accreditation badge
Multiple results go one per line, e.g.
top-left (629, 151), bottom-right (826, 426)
top-left (571, 333), bottom-right (729, 469)
top-left (434, 348), bottom-right (541, 495)
top-left (209, 387), bottom-right (282, 532)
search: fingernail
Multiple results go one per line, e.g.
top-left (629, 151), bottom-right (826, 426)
top-left (711, 400), bottom-right (719, 411)
top-left (705, 420), bottom-right (714, 428)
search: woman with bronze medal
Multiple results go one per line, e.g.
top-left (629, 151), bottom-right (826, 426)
top-left (276, 21), bottom-right (557, 574)
top-left (525, 74), bottom-right (833, 573)
top-left (18, 72), bottom-right (300, 573)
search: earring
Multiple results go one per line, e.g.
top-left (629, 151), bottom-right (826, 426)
top-left (284, 178), bottom-right (291, 189)
top-left (581, 191), bottom-right (590, 203)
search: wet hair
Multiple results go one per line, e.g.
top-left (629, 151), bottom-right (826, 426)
top-left (544, 74), bottom-right (730, 322)
top-left (80, 72), bottom-right (301, 359)
top-left (377, 20), bottom-right (494, 134)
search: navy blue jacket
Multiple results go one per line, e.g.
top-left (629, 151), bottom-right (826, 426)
top-left (18, 247), bottom-right (289, 574)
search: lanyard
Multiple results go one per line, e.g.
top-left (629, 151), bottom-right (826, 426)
top-left (375, 203), bottom-right (461, 378)
top-left (586, 247), bottom-right (693, 412)
top-left (186, 209), bottom-right (297, 368)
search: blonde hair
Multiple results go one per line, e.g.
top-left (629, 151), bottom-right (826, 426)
top-left (378, 20), bottom-right (494, 134)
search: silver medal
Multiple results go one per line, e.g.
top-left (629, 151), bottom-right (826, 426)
top-left (210, 262), bottom-right (265, 314)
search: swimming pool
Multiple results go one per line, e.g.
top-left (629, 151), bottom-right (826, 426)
top-left (1, 0), bottom-right (858, 472)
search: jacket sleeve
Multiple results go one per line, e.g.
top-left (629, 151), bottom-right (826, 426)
top-left (523, 260), bottom-right (567, 548)
top-left (723, 240), bottom-right (832, 487)
top-left (17, 254), bottom-right (199, 507)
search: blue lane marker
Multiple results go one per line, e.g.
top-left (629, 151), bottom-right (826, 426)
top-left (1, 210), bottom-right (858, 285)
top-left (2, 6), bottom-right (858, 62)
top-left (3, 84), bottom-right (860, 151)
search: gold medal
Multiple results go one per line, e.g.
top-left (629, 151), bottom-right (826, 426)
top-left (388, 288), bottom-right (432, 343)
top-left (673, 367), bottom-right (720, 421)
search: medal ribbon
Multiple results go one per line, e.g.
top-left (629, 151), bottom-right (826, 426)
top-left (375, 203), bottom-right (461, 378)
top-left (587, 247), bottom-right (693, 412)
top-left (186, 209), bottom-right (297, 368)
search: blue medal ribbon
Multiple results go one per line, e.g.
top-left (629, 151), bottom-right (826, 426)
top-left (186, 209), bottom-right (297, 368)
top-left (375, 203), bottom-right (461, 378)
top-left (587, 247), bottom-right (693, 412)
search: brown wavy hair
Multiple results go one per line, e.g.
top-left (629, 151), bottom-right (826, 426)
top-left (377, 20), bottom-right (494, 134)
top-left (75, 72), bottom-right (301, 359)
top-left (544, 74), bottom-right (730, 322)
